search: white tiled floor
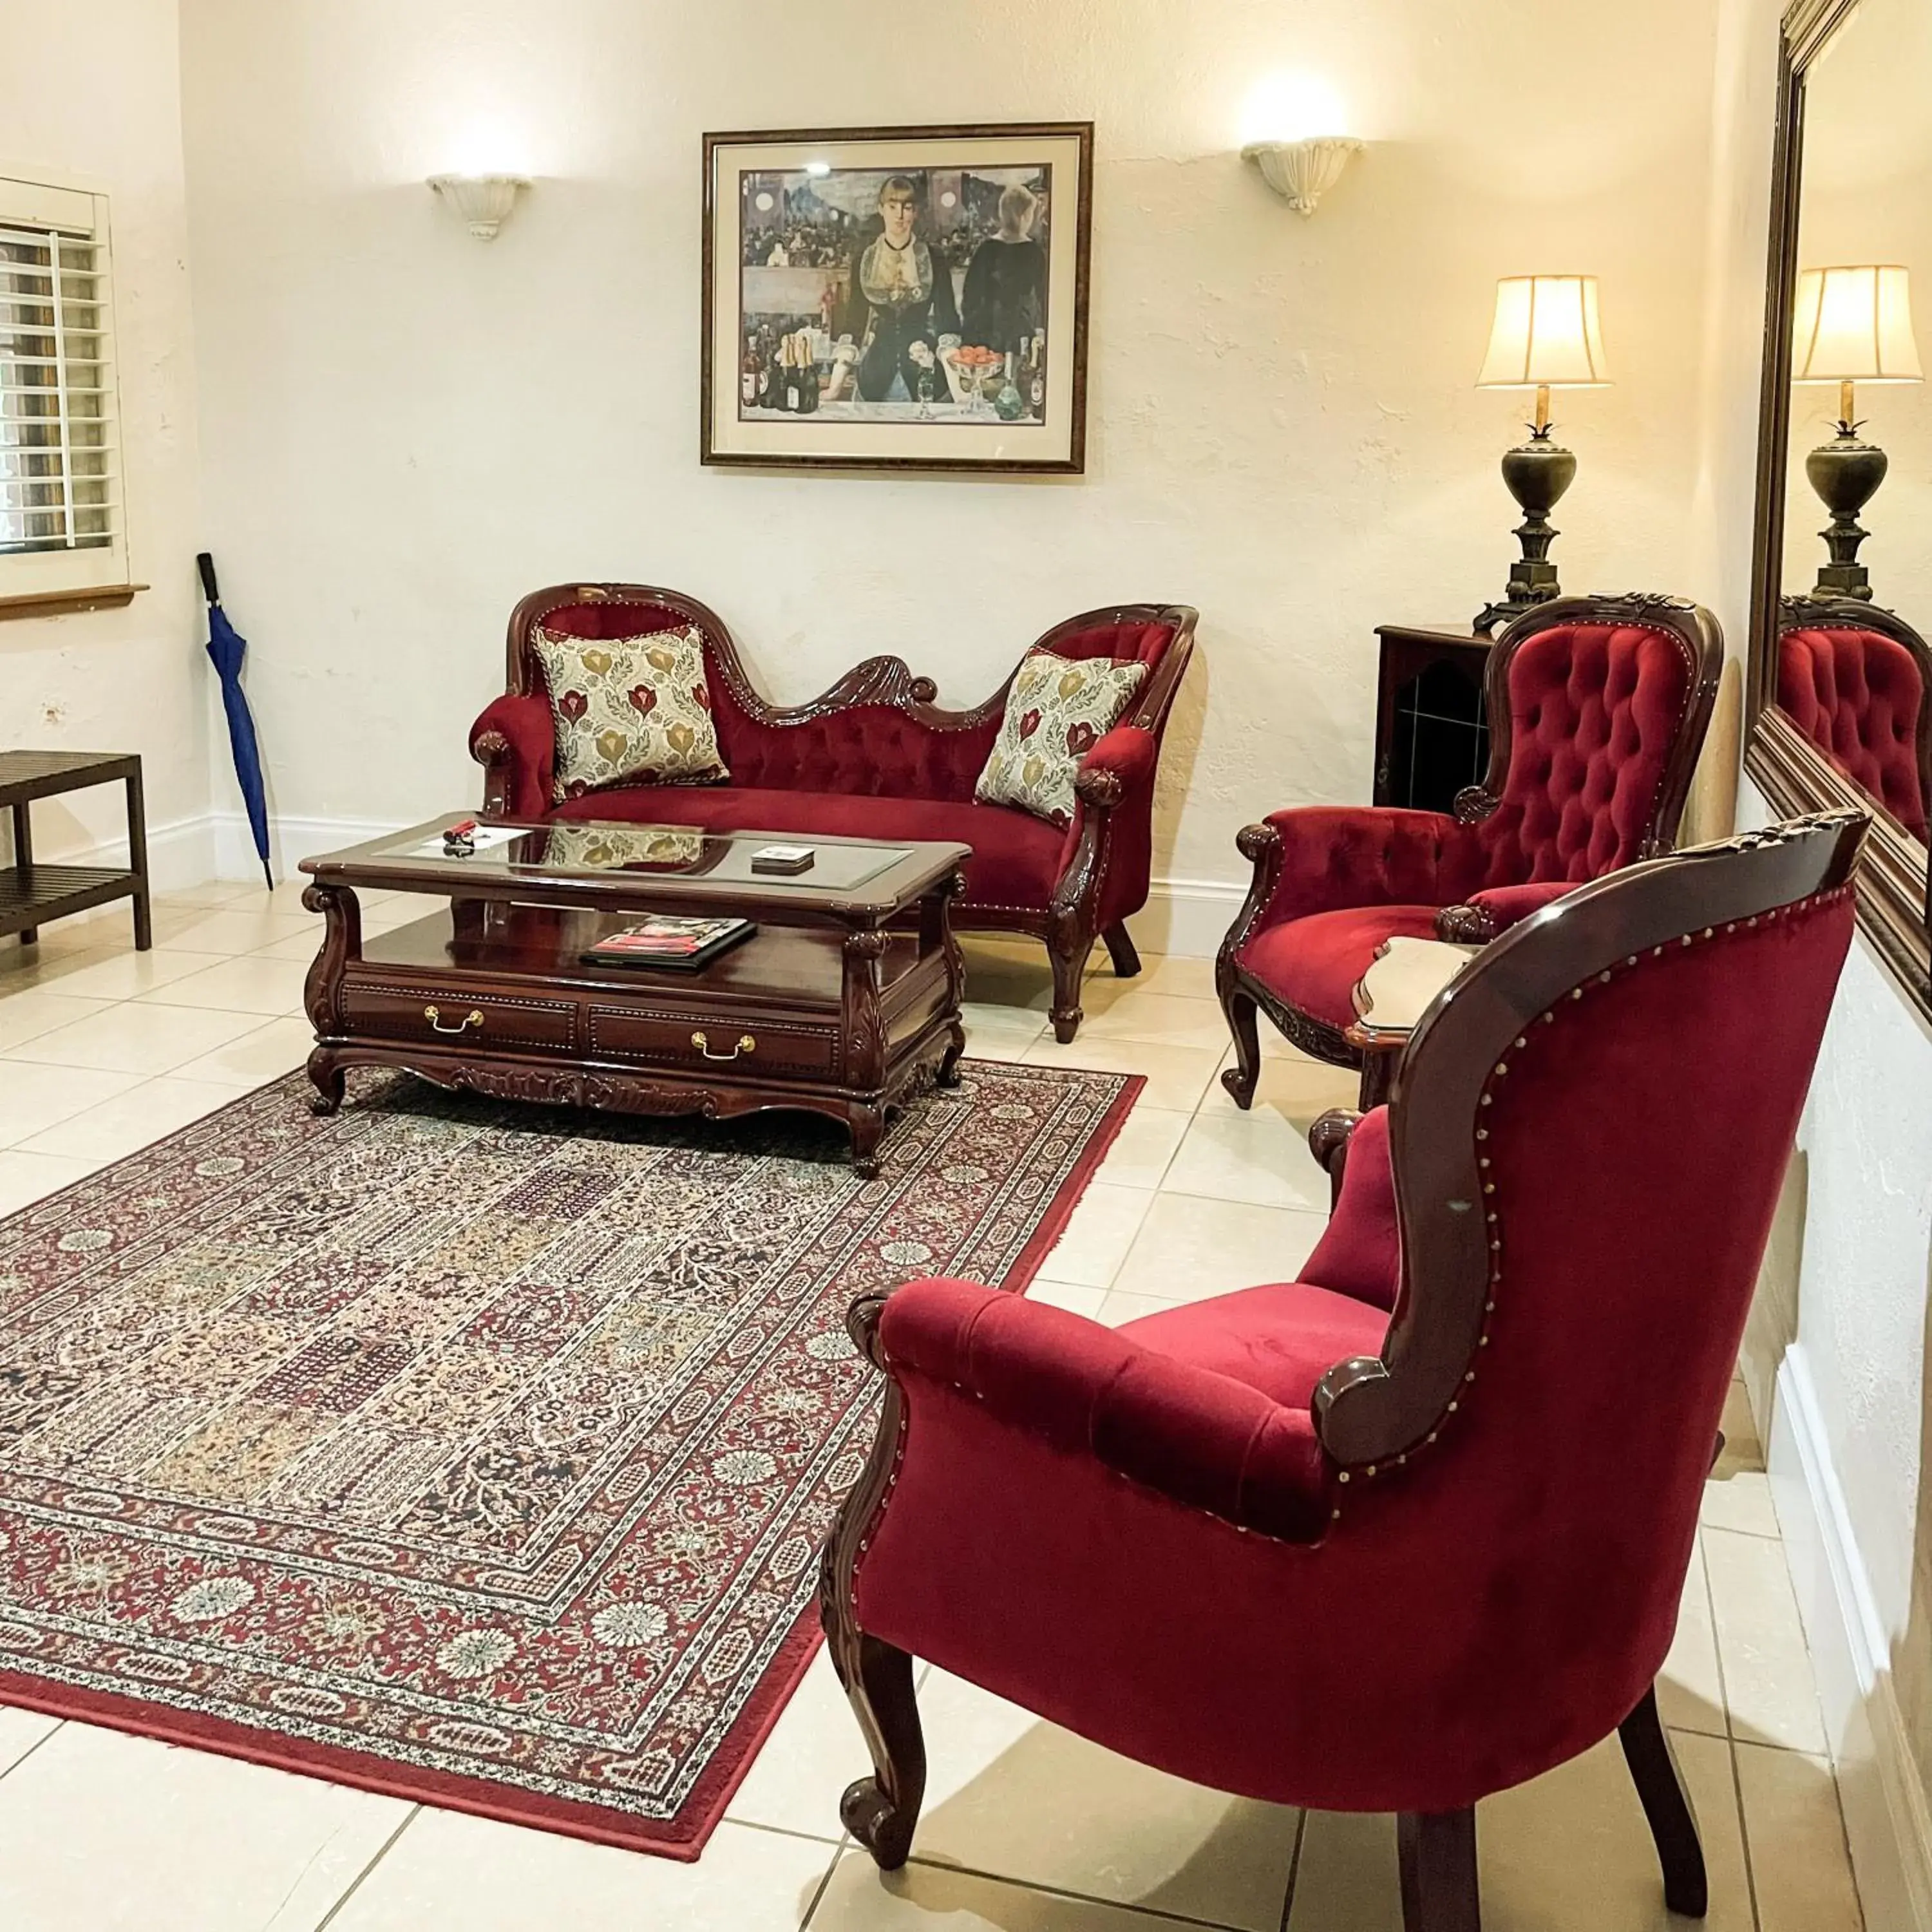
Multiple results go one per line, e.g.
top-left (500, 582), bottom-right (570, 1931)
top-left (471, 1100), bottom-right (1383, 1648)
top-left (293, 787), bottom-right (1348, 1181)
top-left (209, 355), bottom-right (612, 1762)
top-left (0, 894), bottom-right (1864, 1929)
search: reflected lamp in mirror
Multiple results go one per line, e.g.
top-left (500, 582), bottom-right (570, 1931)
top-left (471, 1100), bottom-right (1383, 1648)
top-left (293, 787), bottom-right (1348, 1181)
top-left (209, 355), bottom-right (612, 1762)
top-left (1792, 264), bottom-right (1922, 600)
top-left (1473, 275), bottom-right (1611, 634)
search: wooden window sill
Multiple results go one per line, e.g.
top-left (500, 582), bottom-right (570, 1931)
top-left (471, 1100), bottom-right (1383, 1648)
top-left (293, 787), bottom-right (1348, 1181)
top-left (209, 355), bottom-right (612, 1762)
top-left (0, 583), bottom-right (148, 621)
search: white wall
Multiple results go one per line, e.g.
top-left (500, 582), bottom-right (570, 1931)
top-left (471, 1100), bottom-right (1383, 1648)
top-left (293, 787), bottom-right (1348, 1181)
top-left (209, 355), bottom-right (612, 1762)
top-left (178, 0), bottom-right (1725, 901)
top-left (0, 0), bottom-right (209, 873)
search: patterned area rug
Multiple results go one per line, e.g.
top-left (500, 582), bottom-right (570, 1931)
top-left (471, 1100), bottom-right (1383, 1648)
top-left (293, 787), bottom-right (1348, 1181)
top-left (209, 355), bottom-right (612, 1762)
top-left (0, 1061), bottom-right (1136, 1857)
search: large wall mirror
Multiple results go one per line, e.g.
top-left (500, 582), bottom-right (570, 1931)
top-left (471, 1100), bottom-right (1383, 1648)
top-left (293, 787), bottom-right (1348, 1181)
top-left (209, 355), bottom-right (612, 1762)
top-left (1750, 0), bottom-right (1932, 1019)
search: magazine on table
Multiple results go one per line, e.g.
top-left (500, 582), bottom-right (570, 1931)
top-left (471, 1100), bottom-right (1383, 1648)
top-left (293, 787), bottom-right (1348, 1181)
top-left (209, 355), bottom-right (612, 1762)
top-left (581, 914), bottom-right (755, 971)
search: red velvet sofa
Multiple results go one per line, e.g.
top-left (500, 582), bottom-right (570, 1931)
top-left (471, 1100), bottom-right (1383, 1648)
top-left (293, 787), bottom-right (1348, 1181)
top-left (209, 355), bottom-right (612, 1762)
top-left (469, 584), bottom-right (1197, 1041)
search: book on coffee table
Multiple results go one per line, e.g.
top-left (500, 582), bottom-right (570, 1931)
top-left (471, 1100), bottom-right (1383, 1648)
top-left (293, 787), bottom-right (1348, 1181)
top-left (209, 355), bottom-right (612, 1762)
top-left (581, 914), bottom-right (756, 972)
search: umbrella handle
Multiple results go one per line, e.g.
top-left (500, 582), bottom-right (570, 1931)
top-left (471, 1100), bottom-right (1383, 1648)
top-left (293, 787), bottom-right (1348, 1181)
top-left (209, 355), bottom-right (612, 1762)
top-left (196, 551), bottom-right (220, 606)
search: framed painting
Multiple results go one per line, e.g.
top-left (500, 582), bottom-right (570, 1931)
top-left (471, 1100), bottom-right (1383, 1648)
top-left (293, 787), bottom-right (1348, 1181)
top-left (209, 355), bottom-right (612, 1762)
top-left (701, 122), bottom-right (1093, 473)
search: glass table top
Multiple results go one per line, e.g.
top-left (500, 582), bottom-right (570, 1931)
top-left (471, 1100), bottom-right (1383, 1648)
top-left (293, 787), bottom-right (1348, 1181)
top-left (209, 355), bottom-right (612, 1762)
top-left (366, 820), bottom-right (916, 893)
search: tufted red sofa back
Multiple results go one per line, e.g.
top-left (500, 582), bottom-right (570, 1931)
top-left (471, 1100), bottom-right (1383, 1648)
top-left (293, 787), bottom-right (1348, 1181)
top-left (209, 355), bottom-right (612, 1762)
top-left (1472, 621), bottom-right (1701, 887)
top-left (524, 602), bottom-right (1182, 803)
top-left (1778, 627), bottom-right (1928, 841)
top-left (711, 683), bottom-right (1001, 800)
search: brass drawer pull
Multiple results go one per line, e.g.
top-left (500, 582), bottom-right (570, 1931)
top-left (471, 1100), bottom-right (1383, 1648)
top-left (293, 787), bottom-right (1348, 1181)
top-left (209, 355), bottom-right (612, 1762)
top-left (425, 1005), bottom-right (486, 1035)
top-left (692, 1030), bottom-right (755, 1061)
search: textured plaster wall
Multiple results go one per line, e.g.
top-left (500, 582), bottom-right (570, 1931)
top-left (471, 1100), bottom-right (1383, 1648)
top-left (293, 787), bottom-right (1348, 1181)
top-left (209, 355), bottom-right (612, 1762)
top-left (179, 0), bottom-right (1723, 886)
top-left (0, 0), bottom-right (209, 859)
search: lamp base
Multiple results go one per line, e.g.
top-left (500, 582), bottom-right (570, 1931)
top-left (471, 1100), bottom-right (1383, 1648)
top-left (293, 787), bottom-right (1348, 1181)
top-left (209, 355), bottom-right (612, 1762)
top-left (1805, 426), bottom-right (1888, 602)
top-left (1475, 431), bottom-right (1577, 634)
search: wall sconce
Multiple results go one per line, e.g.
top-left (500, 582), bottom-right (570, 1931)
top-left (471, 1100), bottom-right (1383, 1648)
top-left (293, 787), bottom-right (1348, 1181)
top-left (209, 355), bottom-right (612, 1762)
top-left (1242, 137), bottom-right (1363, 216)
top-left (427, 174), bottom-right (530, 241)
top-left (1239, 73), bottom-right (1361, 215)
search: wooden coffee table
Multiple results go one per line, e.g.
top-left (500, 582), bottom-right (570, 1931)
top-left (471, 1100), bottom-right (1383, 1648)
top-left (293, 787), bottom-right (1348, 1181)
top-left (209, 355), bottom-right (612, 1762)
top-left (299, 817), bottom-right (969, 1175)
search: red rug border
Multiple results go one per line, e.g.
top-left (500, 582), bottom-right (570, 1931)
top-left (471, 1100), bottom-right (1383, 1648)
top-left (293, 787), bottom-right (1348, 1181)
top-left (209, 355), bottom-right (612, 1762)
top-left (0, 1063), bottom-right (1145, 1861)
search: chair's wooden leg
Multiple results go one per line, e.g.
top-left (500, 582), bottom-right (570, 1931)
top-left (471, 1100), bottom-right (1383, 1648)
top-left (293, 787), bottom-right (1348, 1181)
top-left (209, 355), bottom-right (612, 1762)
top-left (1101, 920), bottom-right (1141, 978)
top-left (1398, 1808), bottom-right (1481, 1932)
top-left (819, 1292), bottom-right (927, 1870)
top-left (1047, 924), bottom-right (1095, 1043)
top-left (1618, 1685), bottom-right (1708, 1917)
top-left (829, 1629), bottom-right (926, 1870)
top-left (1218, 983), bottom-right (1262, 1110)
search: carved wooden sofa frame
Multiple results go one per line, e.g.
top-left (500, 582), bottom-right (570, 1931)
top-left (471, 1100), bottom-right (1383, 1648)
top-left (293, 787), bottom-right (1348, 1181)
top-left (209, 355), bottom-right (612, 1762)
top-left (472, 583), bottom-right (1198, 1042)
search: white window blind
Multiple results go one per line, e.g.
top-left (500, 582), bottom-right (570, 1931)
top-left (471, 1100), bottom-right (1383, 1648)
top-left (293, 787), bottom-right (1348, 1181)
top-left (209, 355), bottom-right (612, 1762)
top-left (0, 173), bottom-right (126, 598)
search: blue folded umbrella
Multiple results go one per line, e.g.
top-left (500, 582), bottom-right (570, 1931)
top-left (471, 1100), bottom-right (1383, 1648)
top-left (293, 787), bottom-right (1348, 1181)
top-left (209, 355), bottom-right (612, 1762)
top-left (198, 552), bottom-right (274, 889)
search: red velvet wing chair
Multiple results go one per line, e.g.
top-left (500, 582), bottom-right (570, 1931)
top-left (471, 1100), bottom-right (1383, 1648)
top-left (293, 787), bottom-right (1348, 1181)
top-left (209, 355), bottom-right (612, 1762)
top-left (1218, 592), bottom-right (1722, 1107)
top-left (817, 808), bottom-right (1867, 1931)
top-left (1777, 594), bottom-right (1931, 843)
top-left (469, 583), bottom-right (1197, 1041)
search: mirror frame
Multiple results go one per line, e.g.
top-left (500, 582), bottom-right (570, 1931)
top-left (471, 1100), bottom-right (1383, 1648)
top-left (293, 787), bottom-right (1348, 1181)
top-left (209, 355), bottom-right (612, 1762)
top-left (1748, 0), bottom-right (1932, 1021)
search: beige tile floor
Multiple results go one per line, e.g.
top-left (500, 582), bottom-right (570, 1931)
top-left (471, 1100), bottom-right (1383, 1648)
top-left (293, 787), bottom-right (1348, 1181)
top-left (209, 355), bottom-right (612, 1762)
top-left (0, 891), bottom-right (1864, 1929)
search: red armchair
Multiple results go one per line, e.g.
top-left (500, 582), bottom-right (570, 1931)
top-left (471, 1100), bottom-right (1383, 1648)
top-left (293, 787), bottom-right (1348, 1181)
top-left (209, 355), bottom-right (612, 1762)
top-left (1777, 594), bottom-right (1931, 842)
top-left (470, 583), bottom-right (1197, 1041)
top-left (817, 808), bottom-right (1866, 1929)
top-left (1217, 592), bottom-right (1722, 1106)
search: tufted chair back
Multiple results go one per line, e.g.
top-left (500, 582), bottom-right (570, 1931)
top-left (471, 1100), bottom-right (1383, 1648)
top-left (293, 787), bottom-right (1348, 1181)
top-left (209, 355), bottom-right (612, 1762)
top-left (1464, 597), bottom-right (1722, 891)
top-left (1779, 621), bottom-right (1929, 842)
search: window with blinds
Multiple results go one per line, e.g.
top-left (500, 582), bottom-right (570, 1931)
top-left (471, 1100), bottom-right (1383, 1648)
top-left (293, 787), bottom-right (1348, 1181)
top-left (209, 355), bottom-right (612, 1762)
top-left (0, 173), bottom-right (126, 600)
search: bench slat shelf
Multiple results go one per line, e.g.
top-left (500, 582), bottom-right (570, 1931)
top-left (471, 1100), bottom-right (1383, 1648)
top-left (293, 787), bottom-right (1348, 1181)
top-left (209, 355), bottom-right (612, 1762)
top-left (0, 863), bottom-right (143, 940)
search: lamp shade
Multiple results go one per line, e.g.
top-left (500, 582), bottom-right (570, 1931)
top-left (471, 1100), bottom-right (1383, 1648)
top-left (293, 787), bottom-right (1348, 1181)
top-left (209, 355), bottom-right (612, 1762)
top-left (1476, 275), bottom-right (1610, 388)
top-left (1792, 265), bottom-right (1923, 383)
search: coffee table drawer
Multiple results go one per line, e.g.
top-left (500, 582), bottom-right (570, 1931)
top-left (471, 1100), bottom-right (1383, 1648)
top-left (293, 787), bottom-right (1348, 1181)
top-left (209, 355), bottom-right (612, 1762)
top-left (340, 983), bottom-right (580, 1052)
top-left (585, 1005), bottom-right (839, 1079)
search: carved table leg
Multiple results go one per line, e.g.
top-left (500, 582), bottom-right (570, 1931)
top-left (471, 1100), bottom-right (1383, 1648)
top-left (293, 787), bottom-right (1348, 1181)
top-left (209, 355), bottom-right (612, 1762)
top-left (1358, 1045), bottom-right (1398, 1112)
top-left (307, 1048), bottom-right (346, 1116)
top-left (936, 1019), bottom-right (967, 1088)
top-left (930, 871), bottom-right (967, 1084)
top-left (848, 1102), bottom-right (886, 1179)
top-left (301, 881), bottom-right (361, 1039)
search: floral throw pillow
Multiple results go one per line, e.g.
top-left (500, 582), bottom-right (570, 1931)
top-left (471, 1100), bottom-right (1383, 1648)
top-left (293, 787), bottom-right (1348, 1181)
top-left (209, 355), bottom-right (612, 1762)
top-left (531, 625), bottom-right (729, 804)
top-left (974, 649), bottom-right (1147, 827)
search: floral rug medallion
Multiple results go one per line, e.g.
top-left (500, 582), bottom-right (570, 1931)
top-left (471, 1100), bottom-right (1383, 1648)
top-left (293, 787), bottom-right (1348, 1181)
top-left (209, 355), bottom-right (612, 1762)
top-left (0, 1061), bottom-right (1137, 1857)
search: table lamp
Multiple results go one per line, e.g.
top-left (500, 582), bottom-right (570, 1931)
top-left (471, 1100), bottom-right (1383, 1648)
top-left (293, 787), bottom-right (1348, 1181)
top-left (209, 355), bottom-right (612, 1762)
top-left (1792, 263), bottom-right (1922, 601)
top-left (1473, 274), bottom-right (1610, 632)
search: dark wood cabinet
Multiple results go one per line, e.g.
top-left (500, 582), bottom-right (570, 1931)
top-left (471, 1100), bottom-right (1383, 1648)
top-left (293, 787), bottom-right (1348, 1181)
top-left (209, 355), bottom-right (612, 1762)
top-left (1372, 624), bottom-right (1494, 813)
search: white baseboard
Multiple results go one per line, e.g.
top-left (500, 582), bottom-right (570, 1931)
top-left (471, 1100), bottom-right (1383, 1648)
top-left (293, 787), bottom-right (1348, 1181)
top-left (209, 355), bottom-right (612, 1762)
top-left (1770, 1346), bottom-right (1932, 1930)
top-left (207, 809), bottom-right (401, 886)
top-left (19, 811), bottom-right (218, 895)
top-left (1139, 875), bottom-right (1245, 959)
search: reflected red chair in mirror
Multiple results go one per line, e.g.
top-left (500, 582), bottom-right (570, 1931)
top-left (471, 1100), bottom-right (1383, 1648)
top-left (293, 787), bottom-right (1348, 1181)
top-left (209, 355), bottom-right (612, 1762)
top-left (817, 810), bottom-right (1867, 1931)
top-left (1217, 592), bottom-right (1723, 1107)
top-left (1777, 595), bottom-right (1931, 843)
